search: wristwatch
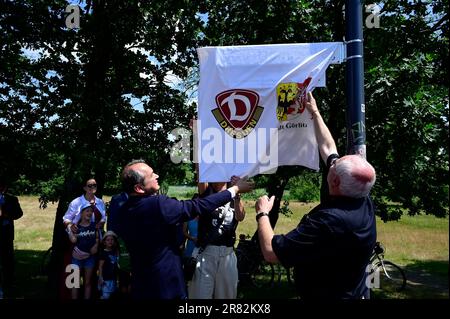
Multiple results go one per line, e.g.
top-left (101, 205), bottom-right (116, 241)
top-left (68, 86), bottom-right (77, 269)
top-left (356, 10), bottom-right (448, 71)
top-left (256, 211), bottom-right (269, 221)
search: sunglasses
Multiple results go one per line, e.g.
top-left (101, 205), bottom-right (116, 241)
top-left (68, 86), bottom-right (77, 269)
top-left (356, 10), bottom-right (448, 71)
top-left (87, 184), bottom-right (97, 188)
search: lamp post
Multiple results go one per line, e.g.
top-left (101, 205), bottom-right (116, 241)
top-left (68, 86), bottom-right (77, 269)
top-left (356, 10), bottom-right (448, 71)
top-left (345, 0), bottom-right (366, 157)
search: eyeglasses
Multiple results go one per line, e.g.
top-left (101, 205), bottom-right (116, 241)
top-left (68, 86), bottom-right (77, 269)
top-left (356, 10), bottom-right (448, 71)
top-left (87, 184), bottom-right (97, 188)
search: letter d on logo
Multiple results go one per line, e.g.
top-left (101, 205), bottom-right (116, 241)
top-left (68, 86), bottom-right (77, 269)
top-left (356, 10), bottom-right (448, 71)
top-left (65, 264), bottom-right (80, 288)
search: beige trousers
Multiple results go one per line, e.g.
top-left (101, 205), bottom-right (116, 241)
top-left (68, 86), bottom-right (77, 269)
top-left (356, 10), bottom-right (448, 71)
top-left (188, 245), bottom-right (238, 299)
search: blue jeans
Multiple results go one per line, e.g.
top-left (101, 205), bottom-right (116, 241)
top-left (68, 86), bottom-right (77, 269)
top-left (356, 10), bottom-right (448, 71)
top-left (100, 280), bottom-right (117, 299)
top-left (71, 255), bottom-right (96, 269)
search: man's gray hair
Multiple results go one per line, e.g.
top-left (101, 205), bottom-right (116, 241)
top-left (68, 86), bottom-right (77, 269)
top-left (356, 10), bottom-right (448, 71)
top-left (121, 159), bottom-right (146, 193)
top-left (335, 156), bottom-right (376, 198)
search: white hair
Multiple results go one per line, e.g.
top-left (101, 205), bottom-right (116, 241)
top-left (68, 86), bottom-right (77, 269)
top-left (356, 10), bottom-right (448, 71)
top-left (335, 156), bottom-right (376, 198)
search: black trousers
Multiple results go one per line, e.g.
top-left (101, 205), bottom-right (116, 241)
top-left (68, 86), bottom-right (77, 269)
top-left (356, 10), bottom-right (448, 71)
top-left (0, 228), bottom-right (15, 296)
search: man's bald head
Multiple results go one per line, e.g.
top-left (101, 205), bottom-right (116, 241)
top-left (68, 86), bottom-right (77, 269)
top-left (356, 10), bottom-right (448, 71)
top-left (329, 155), bottom-right (376, 198)
top-left (121, 159), bottom-right (147, 194)
top-left (121, 160), bottom-right (160, 195)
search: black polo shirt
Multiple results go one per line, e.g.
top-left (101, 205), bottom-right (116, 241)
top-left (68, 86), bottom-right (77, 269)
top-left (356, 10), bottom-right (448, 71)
top-left (272, 195), bottom-right (376, 299)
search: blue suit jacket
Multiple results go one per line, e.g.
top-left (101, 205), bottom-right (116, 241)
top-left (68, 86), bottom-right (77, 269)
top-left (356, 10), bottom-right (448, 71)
top-left (0, 193), bottom-right (23, 241)
top-left (107, 192), bottom-right (128, 234)
top-left (117, 190), bottom-right (232, 299)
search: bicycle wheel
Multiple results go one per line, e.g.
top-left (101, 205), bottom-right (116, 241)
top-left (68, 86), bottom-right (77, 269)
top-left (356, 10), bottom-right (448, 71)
top-left (251, 261), bottom-right (275, 288)
top-left (373, 260), bottom-right (406, 292)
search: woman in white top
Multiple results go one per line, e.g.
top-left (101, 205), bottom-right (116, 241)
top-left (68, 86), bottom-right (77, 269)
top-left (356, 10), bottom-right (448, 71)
top-left (63, 178), bottom-right (106, 233)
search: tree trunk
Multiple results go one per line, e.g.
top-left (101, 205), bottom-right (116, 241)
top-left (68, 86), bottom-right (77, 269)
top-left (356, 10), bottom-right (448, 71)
top-left (252, 166), bottom-right (298, 241)
top-left (47, 0), bottom-right (111, 298)
top-left (47, 173), bottom-right (80, 299)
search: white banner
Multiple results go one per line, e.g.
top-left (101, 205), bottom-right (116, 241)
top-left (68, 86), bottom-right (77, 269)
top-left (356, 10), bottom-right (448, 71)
top-left (196, 43), bottom-right (345, 182)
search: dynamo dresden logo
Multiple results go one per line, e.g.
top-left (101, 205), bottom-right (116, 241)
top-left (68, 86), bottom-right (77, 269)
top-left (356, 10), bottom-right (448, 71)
top-left (211, 89), bottom-right (264, 139)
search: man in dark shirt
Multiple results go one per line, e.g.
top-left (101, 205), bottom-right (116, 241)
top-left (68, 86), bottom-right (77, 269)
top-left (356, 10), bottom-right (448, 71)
top-left (117, 160), bottom-right (253, 299)
top-left (255, 92), bottom-right (377, 299)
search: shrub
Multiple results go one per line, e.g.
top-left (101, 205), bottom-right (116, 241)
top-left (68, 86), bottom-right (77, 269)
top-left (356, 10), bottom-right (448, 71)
top-left (241, 188), bottom-right (268, 201)
top-left (288, 171), bottom-right (321, 202)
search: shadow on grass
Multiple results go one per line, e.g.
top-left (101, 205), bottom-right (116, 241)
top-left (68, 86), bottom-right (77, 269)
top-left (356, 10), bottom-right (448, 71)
top-left (403, 259), bottom-right (448, 298)
top-left (239, 259), bottom-right (448, 300)
top-left (12, 249), bottom-right (51, 299)
top-left (237, 266), bottom-right (299, 299)
top-left (11, 251), bottom-right (448, 300)
top-left (238, 280), bottom-right (299, 299)
top-left (372, 259), bottom-right (448, 299)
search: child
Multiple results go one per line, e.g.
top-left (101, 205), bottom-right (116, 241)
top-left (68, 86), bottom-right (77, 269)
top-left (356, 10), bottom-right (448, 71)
top-left (183, 216), bottom-right (199, 259)
top-left (98, 230), bottom-right (119, 299)
top-left (67, 204), bottom-right (100, 299)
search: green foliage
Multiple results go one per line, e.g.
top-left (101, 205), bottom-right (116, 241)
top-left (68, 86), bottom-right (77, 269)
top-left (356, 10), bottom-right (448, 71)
top-left (102, 165), bottom-right (122, 195)
top-left (279, 200), bottom-right (293, 217)
top-left (364, 0), bottom-right (449, 219)
top-left (253, 175), bottom-right (270, 189)
top-left (159, 181), bottom-right (170, 196)
top-left (0, 0), bottom-right (204, 206)
top-left (287, 171), bottom-right (321, 203)
top-left (36, 176), bottom-right (65, 209)
top-left (241, 188), bottom-right (269, 201)
top-left (11, 175), bottom-right (34, 195)
top-left (0, 3), bottom-right (208, 290)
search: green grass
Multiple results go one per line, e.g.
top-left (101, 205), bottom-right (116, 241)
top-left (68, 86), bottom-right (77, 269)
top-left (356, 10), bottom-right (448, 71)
top-left (14, 249), bottom-right (50, 299)
top-left (166, 185), bottom-right (197, 199)
top-left (14, 195), bottom-right (57, 251)
top-left (11, 195), bottom-right (449, 299)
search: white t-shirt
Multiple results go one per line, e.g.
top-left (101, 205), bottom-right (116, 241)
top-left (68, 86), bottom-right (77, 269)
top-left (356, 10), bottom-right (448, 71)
top-left (62, 195), bottom-right (106, 224)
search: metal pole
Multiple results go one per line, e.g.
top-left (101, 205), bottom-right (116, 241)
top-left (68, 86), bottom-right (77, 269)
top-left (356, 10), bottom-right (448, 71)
top-left (345, 0), bottom-right (366, 157)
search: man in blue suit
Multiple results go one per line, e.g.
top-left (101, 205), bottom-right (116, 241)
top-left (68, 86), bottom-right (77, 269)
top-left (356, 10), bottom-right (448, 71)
top-left (117, 160), bottom-right (253, 299)
top-left (0, 177), bottom-right (23, 299)
top-left (107, 191), bottom-right (128, 234)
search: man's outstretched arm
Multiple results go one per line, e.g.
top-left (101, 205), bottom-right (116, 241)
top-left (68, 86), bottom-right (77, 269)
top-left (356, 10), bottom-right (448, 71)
top-left (306, 92), bottom-right (338, 163)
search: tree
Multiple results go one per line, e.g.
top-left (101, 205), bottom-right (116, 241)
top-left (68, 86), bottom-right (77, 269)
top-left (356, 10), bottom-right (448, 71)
top-left (364, 0), bottom-right (449, 220)
top-left (1, 0), bottom-right (448, 297)
top-left (1, 0), bottom-right (205, 297)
